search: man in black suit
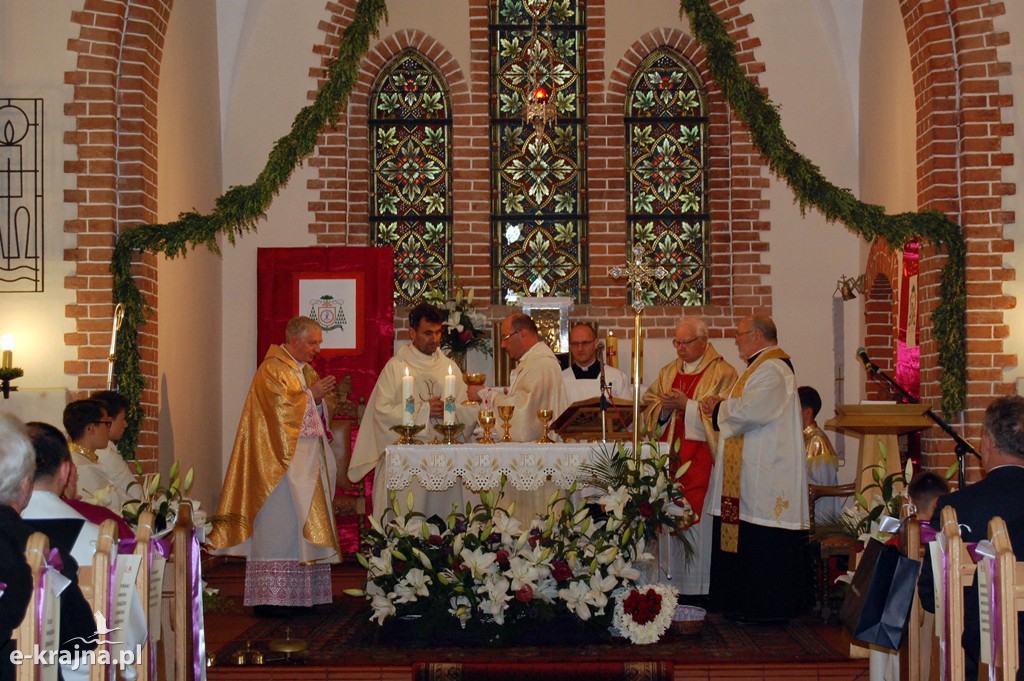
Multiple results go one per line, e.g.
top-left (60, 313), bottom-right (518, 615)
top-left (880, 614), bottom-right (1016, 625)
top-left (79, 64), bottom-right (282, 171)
top-left (919, 395), bottom-right (1024, 681)
top-left (0, 415), bottom-right (35, 681)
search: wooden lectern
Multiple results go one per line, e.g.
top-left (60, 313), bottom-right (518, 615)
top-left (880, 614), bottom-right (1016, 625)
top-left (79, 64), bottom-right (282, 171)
top-left (552, 396), bottom-right (633, 441)
top-left (826, 403), bottom-right (933, 494)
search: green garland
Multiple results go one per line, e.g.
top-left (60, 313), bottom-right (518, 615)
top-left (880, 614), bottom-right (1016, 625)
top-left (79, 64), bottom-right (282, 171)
top-left (110, 0), bottom-right (388, 457)
top-left (108, 0), bottom-right (967, 457)
top-left (680, 0), bottom-right (966, 417)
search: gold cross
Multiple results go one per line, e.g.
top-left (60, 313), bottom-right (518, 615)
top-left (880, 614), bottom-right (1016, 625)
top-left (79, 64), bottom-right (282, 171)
top-left (610, 244), bottom-right (668, 312)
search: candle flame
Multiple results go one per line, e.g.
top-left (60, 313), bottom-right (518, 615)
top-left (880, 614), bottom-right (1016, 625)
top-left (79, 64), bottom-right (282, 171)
top-left (405, 366), bottom-right (410, 377)
top-left (448, 365), bottom-right (453, 376)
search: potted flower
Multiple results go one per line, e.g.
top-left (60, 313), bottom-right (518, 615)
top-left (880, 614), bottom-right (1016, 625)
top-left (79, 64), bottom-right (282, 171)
top-left (423, 283), bottom-right (492, 371)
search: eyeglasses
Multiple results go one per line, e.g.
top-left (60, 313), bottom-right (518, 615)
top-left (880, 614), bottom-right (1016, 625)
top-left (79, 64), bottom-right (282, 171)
top-left (672, 336), bottom-right (705, 348)
top-left (568, 340), bottom-right (596, 348)
top-left (499, 329), bottom-right (521, 342)
top-left (93, 420), bottom-right (113, 427)
top-left (736, 330), bottom-right (757, 340)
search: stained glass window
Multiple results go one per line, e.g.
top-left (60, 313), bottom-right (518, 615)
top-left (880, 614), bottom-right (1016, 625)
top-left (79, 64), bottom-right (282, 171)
top-left (370, 50), bottom-right (453, 305)
top-left (625, 49), bottom-right (709, 307)
top-left (490, 0), bottom-right (587, 303)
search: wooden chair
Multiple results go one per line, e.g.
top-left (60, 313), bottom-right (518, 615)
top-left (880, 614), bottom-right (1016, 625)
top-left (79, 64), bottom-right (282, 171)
top-left (937, 505), bottom-right (976, 681)
top-left (14, 532), bottom-right (51, 681)
top-left (808, 482), bottom-right (858, 620)
top-left (78, 519), bottom-right (118, 681)
top-left (981, 516), bottom-right (1022, 681)
top-left (131, 511), bottom-right (155, 681)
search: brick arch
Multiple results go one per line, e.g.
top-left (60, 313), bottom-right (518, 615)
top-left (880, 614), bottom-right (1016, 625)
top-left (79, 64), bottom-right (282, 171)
top-left (307, 21), bottom-right (472, 252)
top-left (895, 0), bottom-right (1015, 471)
top-left (64, 0), bottom-right (173, 463)
top-left (603, 23), bottom-right (771, 338)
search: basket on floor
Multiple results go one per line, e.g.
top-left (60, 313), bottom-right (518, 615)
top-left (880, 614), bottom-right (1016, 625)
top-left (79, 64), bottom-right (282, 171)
top-left (669, 604), bottom-right (706, 636)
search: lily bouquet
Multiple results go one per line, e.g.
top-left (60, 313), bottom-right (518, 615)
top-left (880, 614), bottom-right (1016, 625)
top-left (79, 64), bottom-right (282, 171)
top-left (423, 284), bottom-right (492, 364)
top-left (350, 442), bottom-right (692, 645)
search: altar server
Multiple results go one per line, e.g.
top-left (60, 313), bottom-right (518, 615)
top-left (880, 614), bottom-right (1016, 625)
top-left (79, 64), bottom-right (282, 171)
top-left (561, 323), bottom-right (630, 404)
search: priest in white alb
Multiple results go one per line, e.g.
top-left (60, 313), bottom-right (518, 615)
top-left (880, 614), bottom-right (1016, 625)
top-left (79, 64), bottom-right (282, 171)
top-left (349, 303), bottom-right (475, 517)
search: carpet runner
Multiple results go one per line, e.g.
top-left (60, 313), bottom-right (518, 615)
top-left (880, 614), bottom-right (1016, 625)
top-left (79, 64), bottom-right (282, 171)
top-left (209, 595), bottom-right (848, 669)
top-left (413, 661), bottom-right (673, 681)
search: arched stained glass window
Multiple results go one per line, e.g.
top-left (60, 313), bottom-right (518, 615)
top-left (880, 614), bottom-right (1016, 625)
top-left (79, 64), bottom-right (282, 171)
top-left (625, 49), bottom-right (709, 307)
top-left (489, 0), bottom-right (587, 303)
top-left (369, 50), bottom-right (453, 305)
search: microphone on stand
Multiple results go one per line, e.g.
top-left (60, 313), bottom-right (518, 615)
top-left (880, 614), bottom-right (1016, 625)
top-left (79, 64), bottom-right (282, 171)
top-left (856, 346), bottom-right (880, 373)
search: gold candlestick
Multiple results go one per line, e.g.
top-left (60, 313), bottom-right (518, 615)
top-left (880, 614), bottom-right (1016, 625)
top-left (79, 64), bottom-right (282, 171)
top-left (536, 408), bottom-right (553, 443)
top-left (390, 424), bottom-right (425, 445)
top-left (478, 410), bottom-right (496, 444)
top-left (497, 405), bottom-right (515, 442)
top-left (433, 422), bottom-right (465, 445)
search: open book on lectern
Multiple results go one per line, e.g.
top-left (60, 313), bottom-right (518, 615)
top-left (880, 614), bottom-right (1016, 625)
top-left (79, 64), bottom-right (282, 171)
top-left (552, 396), bottom-right (634, 442)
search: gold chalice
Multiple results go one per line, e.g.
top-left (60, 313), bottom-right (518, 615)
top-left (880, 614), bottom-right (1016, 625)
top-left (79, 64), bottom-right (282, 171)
top-left (536, 408), bottom-right (554, 443)
top-left (497, 405), bottom-right (515, 442)
top-left (478, 409), bottom-right (496, 444)
top-left (463, 373), bottom-right (486, 405)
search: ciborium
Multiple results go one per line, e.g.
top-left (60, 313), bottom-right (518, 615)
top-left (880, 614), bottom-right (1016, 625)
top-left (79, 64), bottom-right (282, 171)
top-left (497, 405), bottom-right (515, 442)
top-left (536, 408), bottom-right (554, 443)
top-left (462, 373), bottom-right (486, 405)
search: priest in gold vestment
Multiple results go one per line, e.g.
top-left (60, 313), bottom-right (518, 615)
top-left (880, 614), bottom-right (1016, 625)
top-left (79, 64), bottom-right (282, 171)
top-left (209, 316), bottom-right (341, 614)
top-left (641, 317), bottom-right (736, 597)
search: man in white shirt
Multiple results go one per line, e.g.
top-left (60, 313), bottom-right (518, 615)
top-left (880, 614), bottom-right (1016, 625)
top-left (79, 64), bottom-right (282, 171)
top-left (561, 323), bottom-right (630, 404)
top-left (63, 399), bottom-right (129, 513)
top-left (89, 390), bottom-right (140, 501)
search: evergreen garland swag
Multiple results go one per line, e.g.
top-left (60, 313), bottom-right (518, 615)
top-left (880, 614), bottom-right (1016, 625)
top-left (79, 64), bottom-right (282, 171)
top-left (108, 0), bottom-right (966, 458)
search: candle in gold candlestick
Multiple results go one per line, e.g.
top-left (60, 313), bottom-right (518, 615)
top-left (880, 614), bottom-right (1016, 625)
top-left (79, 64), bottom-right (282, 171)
top-left (443, 365), bottom-right (457, 425)
top-left (0, 334), bottom-right (14, 370)
top-left (402, 367), bottom-right (415, 426)
top-left (605, 331), bottom-right (618, 369)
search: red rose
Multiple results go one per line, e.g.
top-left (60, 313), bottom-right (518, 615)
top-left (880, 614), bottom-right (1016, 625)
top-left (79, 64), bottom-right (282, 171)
top-left (428, 534), bottom-right (444, 547)
top-left (551, 560), bottom-right (572, 582)
top-left (638, 501), bottom-right (654, 518)
top-left (495, 549), bottom-right (510, 567)
top-left (459, 329), bottom-right (474, 342)
top-left (515, 585), bottom-right (533, 603)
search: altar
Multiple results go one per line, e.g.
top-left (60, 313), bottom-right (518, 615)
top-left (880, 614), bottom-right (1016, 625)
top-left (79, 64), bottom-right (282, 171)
top-left (381, 442), bottom-right (625, 521)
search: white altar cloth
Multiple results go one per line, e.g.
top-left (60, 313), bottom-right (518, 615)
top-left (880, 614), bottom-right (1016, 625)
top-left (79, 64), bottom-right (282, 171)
top-left (380, 442), bottom-right (658, 522)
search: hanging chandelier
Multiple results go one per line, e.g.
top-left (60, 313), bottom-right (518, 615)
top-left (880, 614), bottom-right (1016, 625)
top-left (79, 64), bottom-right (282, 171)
top-left (521, 5), bottom-right (557, 136)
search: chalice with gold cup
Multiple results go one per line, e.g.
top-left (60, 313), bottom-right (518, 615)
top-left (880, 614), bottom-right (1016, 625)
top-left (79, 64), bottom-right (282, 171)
top-left (497, 405), bottom-right (515, 442)
top-left (462, 373), bottom-right (486, 405)
top-left (478, 409), bottom-right (496, 444)
top-left (536, 408), bottom-right (554, 443)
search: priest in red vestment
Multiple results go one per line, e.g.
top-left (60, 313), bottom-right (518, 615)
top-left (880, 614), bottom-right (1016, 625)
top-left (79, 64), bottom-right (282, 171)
top-left (641, 317), bottom-right (737, 597)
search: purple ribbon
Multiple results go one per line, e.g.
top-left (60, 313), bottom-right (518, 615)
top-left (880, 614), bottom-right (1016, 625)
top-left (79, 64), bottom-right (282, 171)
top-left (990, 556), bottom-right (1000, 680)
top-left (189, 529), bottom-right (207, 681)
top-left (35, 548), bottom-right (63, 660)
top-left (941, 546), bottom-right (951, 681)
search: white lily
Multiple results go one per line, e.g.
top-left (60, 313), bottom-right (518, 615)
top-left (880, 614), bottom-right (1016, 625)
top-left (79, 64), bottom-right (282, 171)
top-left (559, 580), bottom-right (593, 621)
top-left (460, 546), bottom-right (498, 580)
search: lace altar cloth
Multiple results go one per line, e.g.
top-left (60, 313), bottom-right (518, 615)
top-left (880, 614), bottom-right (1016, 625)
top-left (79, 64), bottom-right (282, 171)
top-left (384, 442), bottom-right (627, 492)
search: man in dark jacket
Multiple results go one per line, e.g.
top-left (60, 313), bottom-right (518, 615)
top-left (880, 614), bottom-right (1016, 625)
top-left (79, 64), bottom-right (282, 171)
top-left (919, 395), bottom-right (1024, 681)
top-left (0, 415), bottom-right (35, 681)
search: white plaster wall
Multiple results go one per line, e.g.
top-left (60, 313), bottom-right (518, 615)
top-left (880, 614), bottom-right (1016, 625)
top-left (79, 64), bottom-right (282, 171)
top-left (218, 1), bottom-right (327, 472)
top-left (157, 0), bottom-right (224, 511)
top-left (0, 0), bottom-right (81, 400)
top-left (742, 0), bottom-right (865, 452)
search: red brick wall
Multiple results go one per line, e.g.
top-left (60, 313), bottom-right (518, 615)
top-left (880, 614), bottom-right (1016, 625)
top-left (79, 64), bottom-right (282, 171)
top-left (898, 0), bottom-right (1015, 478)
top-left (307, 0), bottom-right (774, 344)
top-left (64, 0), bottom-right (172, 467)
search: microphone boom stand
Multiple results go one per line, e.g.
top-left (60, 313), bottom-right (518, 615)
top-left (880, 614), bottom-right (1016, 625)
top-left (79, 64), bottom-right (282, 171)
top-left (860, 359), bottom-right (978, 488)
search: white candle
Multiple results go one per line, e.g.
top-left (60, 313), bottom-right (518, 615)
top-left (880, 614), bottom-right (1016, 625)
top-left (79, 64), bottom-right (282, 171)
top-left (443, 364), bottom-right (457, 425)
top-left (0, 334), bottom-right (13, 370)
top-left (402, 366), bottom-right (415, 426)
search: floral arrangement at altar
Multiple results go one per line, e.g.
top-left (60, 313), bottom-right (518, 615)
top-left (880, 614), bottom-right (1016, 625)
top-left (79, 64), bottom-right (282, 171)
top-left (348, 443), bottom-right (694, 645)
top-left (121, 460), bottom-right (209, 535)
top-left (422, 283), bottom-right (492, 370)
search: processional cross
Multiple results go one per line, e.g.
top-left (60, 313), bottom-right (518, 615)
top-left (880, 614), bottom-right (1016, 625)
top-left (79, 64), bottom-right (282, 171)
top-left (610, 244), bottom-right (667, 455)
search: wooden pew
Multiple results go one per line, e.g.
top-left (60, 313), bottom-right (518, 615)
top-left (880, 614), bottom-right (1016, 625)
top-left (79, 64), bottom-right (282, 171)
top-left (78, 519), bottom-right (118, 681)
top-left (937, 505), bottom-right (976, 681)
top-left (899, 513), bottom-right (924, 681)
top-left (171, 502), bottom-right (199, 681)
top-left (981, 516), bottom-right (1022, 681)
top-left (14, 532), bottom-right (52, 681)
top-left (131, 511), bottom-right (155, 681)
